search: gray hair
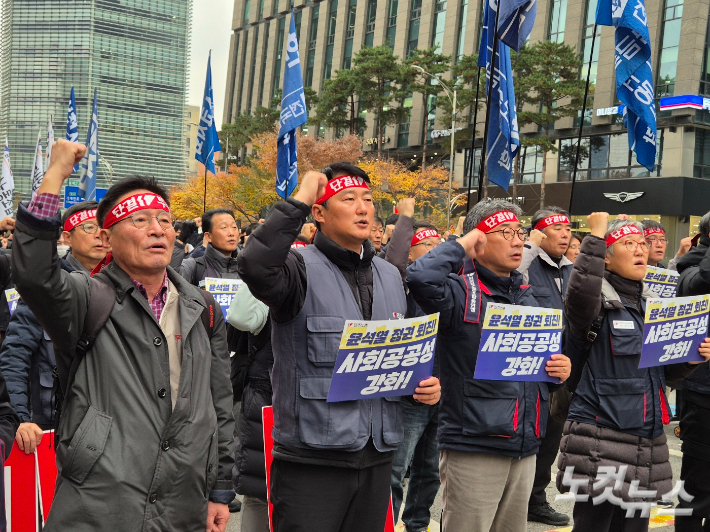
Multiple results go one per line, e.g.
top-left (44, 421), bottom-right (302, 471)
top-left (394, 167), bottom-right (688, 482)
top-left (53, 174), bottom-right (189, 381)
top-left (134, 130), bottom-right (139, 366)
top-left (605, 219), bottom-right (644, 255)
top-left (699, 211), bottom-right (710, 236)
top-left (531, 206), bottom-right (570, 230)
top-left (463, 199), bottom-right (523, 234)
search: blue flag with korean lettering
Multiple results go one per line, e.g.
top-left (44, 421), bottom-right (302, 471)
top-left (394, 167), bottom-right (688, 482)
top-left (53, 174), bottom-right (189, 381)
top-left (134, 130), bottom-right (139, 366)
top-left (498, 0), bottom-right (537, 52)
top-left (66, 86), bottom-right (79, 172)
top-left (195, 52), bottom-right (222, 175)
top-left (78, 88), bottom-right (98, 201)
top-left (478, 0), bottom-right (520, 191)
top-left (277, 10), bottom-right (308, 199)
top-left (596, 0), bottom-right (656, 171)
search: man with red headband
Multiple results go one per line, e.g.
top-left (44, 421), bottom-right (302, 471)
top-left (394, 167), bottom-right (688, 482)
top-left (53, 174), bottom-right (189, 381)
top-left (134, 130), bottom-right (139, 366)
top-left (517, 206), bottom-right (573, 526)
top-left (237, 162), bottom-right (441, 532)
top-left (0, 200), bottom-right (107, 457)
top-left (383, 200), bottom-right (445, 532)
top-left (557, 213), bottom-right (710, 532)
top-left (11, 140), bottom-right (235, 532)
top-left (407, 199), bottom-right (572, 532)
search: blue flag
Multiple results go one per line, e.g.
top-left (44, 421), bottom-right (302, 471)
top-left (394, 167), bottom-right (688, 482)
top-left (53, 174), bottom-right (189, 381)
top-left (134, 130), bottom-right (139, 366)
top-left (478, 0), bottom-right (520, 191)
top-left (66, 86), bottom-right (79, 172)
top-left (498, 0), bottom-right (537, 52)
top-left (277, 11), bottom-right (308, 199)
top-left (195, 52), bottom-right (221, 175)
top-left (78, 89), bottom-right (98, 201)
top-left (596, 0), bottom-right (656, 171)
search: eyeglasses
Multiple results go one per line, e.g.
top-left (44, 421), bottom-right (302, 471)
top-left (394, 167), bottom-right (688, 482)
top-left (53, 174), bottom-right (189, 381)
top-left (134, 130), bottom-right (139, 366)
top-left (412, 241), bottom-right (441, 250)
top-left (72, 222), bottom-right (99, 234)
top-left (487, 227), bottom-right (529, 241)
top-left (116, 212), bottom-right (174, 231)
top-left (619, 240), bottom-right (650, 252)
top-left (646, 237), bottom-right (669, 245)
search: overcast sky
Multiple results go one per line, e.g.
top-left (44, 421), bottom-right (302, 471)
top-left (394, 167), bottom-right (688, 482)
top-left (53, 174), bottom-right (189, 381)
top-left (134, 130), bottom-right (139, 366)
top-left (189, 0), bottom-right (234, 129)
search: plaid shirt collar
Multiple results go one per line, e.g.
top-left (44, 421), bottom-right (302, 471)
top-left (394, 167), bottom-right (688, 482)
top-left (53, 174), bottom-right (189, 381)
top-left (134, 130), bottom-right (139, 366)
top-left (132, 271), bottom-right (169, 321)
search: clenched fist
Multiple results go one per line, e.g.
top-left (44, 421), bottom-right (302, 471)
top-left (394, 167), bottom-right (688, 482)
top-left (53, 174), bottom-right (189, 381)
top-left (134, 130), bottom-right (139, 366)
top-left (588, 212), bottom-right (609, 239)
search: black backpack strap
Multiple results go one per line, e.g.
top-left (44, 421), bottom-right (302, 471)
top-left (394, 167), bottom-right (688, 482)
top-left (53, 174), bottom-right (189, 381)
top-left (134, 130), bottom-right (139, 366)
top-left (199, 289), bottom-right (215, 338)
top-left (53, 276), bottom-right (116, 442)
top-left (194, 257), bottom-right (206, 287)
top-left (567, 309), bottom-right (605, 393)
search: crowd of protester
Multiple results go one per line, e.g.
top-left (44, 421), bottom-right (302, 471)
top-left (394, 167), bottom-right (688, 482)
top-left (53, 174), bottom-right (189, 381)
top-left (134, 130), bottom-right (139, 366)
top-left (0, 139), bottom-right (708, 531)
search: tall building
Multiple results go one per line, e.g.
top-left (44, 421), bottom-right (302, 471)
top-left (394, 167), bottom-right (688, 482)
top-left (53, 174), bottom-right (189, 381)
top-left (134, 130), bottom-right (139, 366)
top-left (0, 0), bottom-right (192, 196)
top-left (225, 0), bottom-right (710, 259)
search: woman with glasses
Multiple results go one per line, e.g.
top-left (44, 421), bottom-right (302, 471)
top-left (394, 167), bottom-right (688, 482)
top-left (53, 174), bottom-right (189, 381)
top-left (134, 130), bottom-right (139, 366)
top-left (557, 213), bottom-right (710, 532)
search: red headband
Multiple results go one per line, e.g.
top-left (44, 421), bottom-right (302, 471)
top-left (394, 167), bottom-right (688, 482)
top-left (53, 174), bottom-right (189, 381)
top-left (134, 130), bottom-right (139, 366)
top-left (64, 209), bottom-right (97, 232)
top-left (476, 211), bottom-right (520, 232)
top-left (643, 227), bottom-right (665, 238)
top-left (534, 214), bottom-right (570, 231)
top-left (103, 193), bottom-right (170, 229)
top-left (606, 224), bottom-right (643, 247)
top-left (315, 175), bottom-right (369, 205)
top-left (411, 228), bottom-right (440, 247)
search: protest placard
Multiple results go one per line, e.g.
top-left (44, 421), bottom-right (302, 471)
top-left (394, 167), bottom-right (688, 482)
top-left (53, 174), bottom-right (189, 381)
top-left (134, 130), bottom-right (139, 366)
top-left (202, 278), bottom-right (242, 323)
top-left (474, 303), bottom-right (563, 383)
top-left (640, 294), bottom-right (709, 368)
top-left (644, 265), bottom-right (680, 299)
top-left (5, 288), bottom-right (18, 315)
top-left (326, 314), bottom-right (439, 402)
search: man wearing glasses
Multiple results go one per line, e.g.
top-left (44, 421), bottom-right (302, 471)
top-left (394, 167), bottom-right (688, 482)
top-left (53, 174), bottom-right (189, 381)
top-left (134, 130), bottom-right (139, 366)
top-left (407, 199), bottom-right (571, 532)
top-left (641, 220), bottom-right (670, 269)
top-left (1, 201), bottom-right (107, 457)
top-left (11, 140), bottom-right (235, 532)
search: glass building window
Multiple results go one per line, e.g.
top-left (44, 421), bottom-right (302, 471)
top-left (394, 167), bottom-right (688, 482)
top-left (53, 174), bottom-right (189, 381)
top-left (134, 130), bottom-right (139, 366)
top-left (295, 9), bottom-right (303, 41)
top-left (559, 133), bottom-right (663, 181)
top-left (306, 5), bottom-right (319, 87)
top-left (456, 0), bottom-right (469, 61)
top-left (236, 29), bottom-right (249, 115)
top-left (324, 0), bottom-right (338, 79)
top-left (272, 18), bottom-right (286, 99)
top-left (406, 0), bottom-right (422, 57)
top-left (431, 0), bottom-right (447, 52)
top-left (694, 128), bottom-right (710, 177)
top-left (258, 23), bottom-right (270, 104)
top-left (575, 0), bottom-right (601, 127)
top-left (259, 0), bottom-right (265, 19)
top-left (386, 0), bottom-right (398, 50)
top-left (657, 0), bottom-right (683, 98)
top-left (246, 26), bottom-right (260, 113)
top-left (701, 12), bottom-right (710, 95)
top-left (548, 0), bottom-right (567, 43)
top-left (365, 0), bottom-right (377, 47)
top-left (343, 0), bottom-right (357, 69)
top-left (243, 0), bottom-right (251, 25)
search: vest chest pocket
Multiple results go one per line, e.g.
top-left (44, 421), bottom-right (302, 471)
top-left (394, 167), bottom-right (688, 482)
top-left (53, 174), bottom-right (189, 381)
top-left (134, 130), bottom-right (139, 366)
top-left (596, 377), bottom-right (646, 430)
top-left (462, 379), bottom-right (520, 438)
top-left (610, 321), bottom-right (642, 356)
top-left (298, 376), bottom-right (360, 447)
top-left (307, 316), bottom-right (346, 367)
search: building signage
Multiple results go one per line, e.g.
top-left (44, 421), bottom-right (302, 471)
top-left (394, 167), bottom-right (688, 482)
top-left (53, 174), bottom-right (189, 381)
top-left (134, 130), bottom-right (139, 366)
top-left (430, 127), bottom-right (464, 138)
top-left (603, 191), bottom-right (645, 203)
top-left (659, 94), bottom-right (710, 112)
top-left (596, 105), bottom-right (624, 116)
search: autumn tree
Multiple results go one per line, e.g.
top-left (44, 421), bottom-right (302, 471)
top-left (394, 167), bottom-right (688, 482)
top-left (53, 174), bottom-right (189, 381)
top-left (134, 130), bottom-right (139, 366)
top-left (513, 41), bottom-right (585, 207)
top-left (358, 158), bottom-right (452, 229)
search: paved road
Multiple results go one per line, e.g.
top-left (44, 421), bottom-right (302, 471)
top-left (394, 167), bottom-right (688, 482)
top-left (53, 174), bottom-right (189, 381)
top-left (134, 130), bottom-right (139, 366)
top-left (227, 409), bottom-right (684, 531)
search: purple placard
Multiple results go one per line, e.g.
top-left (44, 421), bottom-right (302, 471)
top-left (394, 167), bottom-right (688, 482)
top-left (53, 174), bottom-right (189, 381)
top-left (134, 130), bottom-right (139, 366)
top-left (473, 303), bottom-right (563, 383)
top-left (327, 314), bottom-right (439, 402)
top-left (640, 295), bottom-right (709, 368)
top-left (644, 266), bottom-right (679, 299)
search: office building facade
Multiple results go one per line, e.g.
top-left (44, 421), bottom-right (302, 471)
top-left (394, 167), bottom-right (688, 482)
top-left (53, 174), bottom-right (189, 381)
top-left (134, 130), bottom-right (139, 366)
top-left (225, 0), bottom-right (710, 259)
top-left (0, 0), bottom-right (192, 196)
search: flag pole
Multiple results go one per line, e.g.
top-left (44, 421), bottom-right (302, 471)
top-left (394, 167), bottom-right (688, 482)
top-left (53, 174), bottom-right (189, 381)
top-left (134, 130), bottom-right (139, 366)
top-left (569, 24), bottom-right (598, 214)
top-left (466, 67), bottom-right (483, 212)
top-left (477, 4), bottom-right (502, 203)
top-left (203, 165), bottom-right (208, 213)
